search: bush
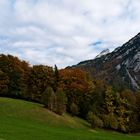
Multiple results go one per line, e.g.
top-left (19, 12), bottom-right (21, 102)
top-left (102, 114), bottom-right (118, 130)
top-left (42, 87), bottom-right (56, 112)
top-left (55, 88), bottom-right (67, 115)
top-left (70, 102), bottom-right (79, 116)
top-left (87, 112), bottom-right (103, 128)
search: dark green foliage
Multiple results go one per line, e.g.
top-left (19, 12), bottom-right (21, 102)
top-left (42, 87), bottom-right (56, 112)
top-left (87, 111), bottom-right (103, 128)
top-left (90, 80), bottom-right (106, 115)
top-left (70, 102), bottom-right (79, 116)
top-left (102, 114), bottom-right (118, 130)
top-left (55, 88), bottom-right (67, 115)
top-left (54, 65), bottom-right (59, 91)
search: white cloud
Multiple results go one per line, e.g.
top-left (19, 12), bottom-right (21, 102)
top-left (0, 0), bottom-right (140, 68)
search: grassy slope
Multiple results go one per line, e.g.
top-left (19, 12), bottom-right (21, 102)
top-left (0, 97), bottom-right (140, 140)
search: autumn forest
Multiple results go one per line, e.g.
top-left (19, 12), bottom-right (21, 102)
top-left (0, 54), bottom-right (140, 133)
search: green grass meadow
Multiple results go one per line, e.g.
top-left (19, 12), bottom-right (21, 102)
top-left (0, 97), bottom-right (140, 140)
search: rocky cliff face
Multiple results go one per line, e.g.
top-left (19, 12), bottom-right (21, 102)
top-left (72, 33), bottom-right (140, 90)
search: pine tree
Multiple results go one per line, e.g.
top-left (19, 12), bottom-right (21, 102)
top-left (54, 65), bottom-right (59, 91)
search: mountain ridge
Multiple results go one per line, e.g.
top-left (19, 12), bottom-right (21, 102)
top-left (95, 48), bottom-right (110, 58)
top-left (71, 33), bottom-right (140, 91)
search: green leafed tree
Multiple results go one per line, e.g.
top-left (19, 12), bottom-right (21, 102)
top-left (42, 87), bottom-right (56, 112)
top-left (70, 102), bottom-right (79, 117)
top-left (87, 111), bottom-right (103, 128)
top-left (55, 88), bottom-right (67, 115)
top-left (102, 114), bottom-right (118, 130)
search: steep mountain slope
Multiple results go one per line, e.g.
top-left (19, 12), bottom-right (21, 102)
top-left (72, 33), bottom-right (140, 90)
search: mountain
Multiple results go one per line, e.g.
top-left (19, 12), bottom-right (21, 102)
top-left (71, 33), bottom-right (140, 91)
top-left (95, 48), bottom-right (110, 58)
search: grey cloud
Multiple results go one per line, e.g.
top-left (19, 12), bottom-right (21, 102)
top-left (0, 0), bottom-right (140, 68)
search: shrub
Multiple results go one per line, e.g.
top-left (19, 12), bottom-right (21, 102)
top-left (87, 111), bottom-right (103, 128)
top-left (42, 87), bottom-right (56, 112)
top-left (55, 88), bottom-right (67, 115)
top-left (102, 114), bottom-right (118, 130)
top-left (70, 102), bottom-right (79, 116)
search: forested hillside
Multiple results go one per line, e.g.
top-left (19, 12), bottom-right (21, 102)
top-left (0, 54), bottom-right (140, 133)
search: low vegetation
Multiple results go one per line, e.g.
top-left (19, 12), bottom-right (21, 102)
top-left (0, 97), bottom-right (140, 140)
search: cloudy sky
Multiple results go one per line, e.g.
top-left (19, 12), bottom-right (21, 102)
top-left (0, 0), bottom-right (140, 68)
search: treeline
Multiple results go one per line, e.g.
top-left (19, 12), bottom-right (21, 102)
top-left (0, 54), bottom-right (140, 133)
